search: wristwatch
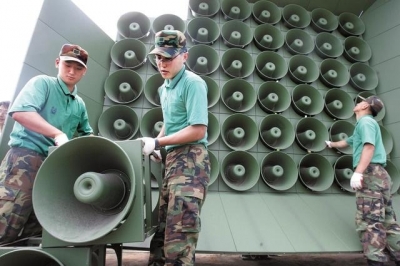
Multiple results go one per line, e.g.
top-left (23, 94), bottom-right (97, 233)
top-left (155, 139), bottom-right (161, 150)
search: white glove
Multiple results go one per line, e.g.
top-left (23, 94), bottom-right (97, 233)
top-left (138, 137), bottom-right (156, 156)
top-left (350, 172), bottom-right (363, 190)
top-left (150, 150), bottom-right (162, 163)
top-left (325, 140), bottom-right (332, 148)
top-left (54, 133), bottom-right (69, 146)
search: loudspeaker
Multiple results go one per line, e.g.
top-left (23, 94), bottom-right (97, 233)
top-left (310, 8), bottom-right (338, 33)
top-left (298, 153), bottom-right (335, 192)
top-left (208, 111), bottom-right (220, 146)
top-left (188, 0), bottom-right (221, 18)
top-left (144, 73), bottom-right (163, 106)
top-left (285, 28), bottom-right (315, 55)
top-left (349, 62), bottom-right (379, 91)
top-left (221, 78), bottom-right (257, 113)
top-left (110, 38), bottom-right (147, 69)
top-left (221, 48), bottom-right (255, 78)
top-left (343, 36), bottom-right (372, 63)
top-left (259, 114), bottom-right (295, 150)
top-left (140, 107), bottom-right (164, 138)
top-left (291, 84), bottom-right (324, 116)
top-left (186, 44), bottom-right (220, 75)
top-left (208, 150), bottom-right (219, 186)
top-left (325, 89), bottom-right (354, 120)
top-left (380, 125), bottom-right (394, 155)
top-left (319, 58), bottom-right (350, 88)
top-left (333, 155), bottom-right (354, 193)
top-left (221, 114), bottom-right (258, 151)
top-left (104, 69), bottom-right (143, 104)
top-left (253, 23), bottom-right (285, 51)
top-left (282, 4), bottom-right (311, 29)
top-left (220, 0), bottom-right (251, 21)
top-left (295, 117), bottom-right (329, 153)
top-left (98, 105), bottom-right (139, 141)
top-left (338, 12), bottom-right (366, 37)
top-left (152, 14), bottom-right (186, 33)
top-left (201, 75), bottom-right (220, 108)
top-left (257, 81), bottom-right (291, 114)
top-left (0, 249), bottom-right (63, 266)
top-left (315, 32), bottom-right (344, 59)
top-left (328, 120), bottom-right (355, 154)
top-left (252, 0), bottom-right (281, 25)
top-left (220, 150), bottom-right (260, 191)
top-left (385, 160), bottom-right (400, 194)
top-left (33, 137), bottom-right (151, 245)
top-left (288, 55), bottom-right (319, 84)
top-left (117, 11), bottom-right (151, 40)
top-left (255, 51), bottom-right (288, 81)
top-left (354, 92), bottom-right (385, 122)
top-left (221, 20), bottom-right (253, 48)
top-left (261, 151), bottom-right (298, 191)
top-left (187, 17), bottom-right (220, 45)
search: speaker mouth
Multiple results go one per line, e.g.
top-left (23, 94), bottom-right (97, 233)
top-left (189, 0), bottom-right (221, 18)
top-left (253, 23), bottom-right (285, 51)
top-left (252, 0), bottom-right (281, 25)
top-left (0, 249), bottom-right (63, 265)
top-left (117, 11), bottom-right (151, 40)
top-left (152, 13), bottom-right (186, 34)
top-left (324, 89), bottom-right (354, 120)
top-left (187, 17), bottom-right (220, 45)
top-left (282, 4), bottom-right (311, 29)
top-left (257, 81), bottom-right (291, 114)
top-left (299, 153), bottom-right (334, 192)
top-left (310, 8), bottom-right (338, 33)
top-left (338, 12), bottom-right (366, 37)
top-left (221, 0), bottom-right (251, 21)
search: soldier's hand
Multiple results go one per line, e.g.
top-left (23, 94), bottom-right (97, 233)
top-left (54, 133), bottom-right (69, 146)
top-left (350, 172), bottom-right (363, 190)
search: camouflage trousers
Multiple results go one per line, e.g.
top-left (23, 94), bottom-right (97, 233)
top-left (355, 163), bottom-right (400, 263)
top-left (149, 144), bottom-right (210, 266)
top-left (0, 147), bottom-right (45, 245)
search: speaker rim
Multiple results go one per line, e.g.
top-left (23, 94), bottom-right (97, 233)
top-left (117, 11), bottom-right (151, 40)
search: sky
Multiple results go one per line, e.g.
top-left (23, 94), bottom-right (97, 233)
top-left (0, 0), bottom-right (188, 102)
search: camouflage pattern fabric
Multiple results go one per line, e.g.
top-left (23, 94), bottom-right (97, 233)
top-left (0, 147), bottom-right (44, 244)
top-left (149, 144), bottom-right (210, 266)
top-left (149, 30), bottom-right (187, 58)
top-left (355, 164), bottom-right (400, 263)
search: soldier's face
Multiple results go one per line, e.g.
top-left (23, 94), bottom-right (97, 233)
top-left (156, 52), bottom-right (188, 79)
top-left (55, 59), bottom-right (87, 89)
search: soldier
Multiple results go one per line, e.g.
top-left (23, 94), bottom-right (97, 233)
top-left (326, 95), bottom-right (400, 266)
top-left (0, 101), bottom-right (10, 136)
top-left (0, 44), bottom-right (93, 245)
top-left (138, 30), bottom-right (210, 265)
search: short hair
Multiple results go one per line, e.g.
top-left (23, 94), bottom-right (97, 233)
top-left (0, 101), bottom-right (10, 109)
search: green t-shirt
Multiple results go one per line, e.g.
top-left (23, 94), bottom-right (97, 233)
top-left (8, 75), bottom-right (93, 156)
top-left (158, 66), bottom-right (208, 151)
top-left (346, 115), bottom-right (386, 168)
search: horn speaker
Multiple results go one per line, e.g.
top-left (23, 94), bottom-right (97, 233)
top-left (104, 69), bottom-right (143, 104)
top-left (144, 73), bottom-right (163, 106)
top-left (117, 11), bottom-right (151, 40)
top-left (148, 45), bottom-right (158, 71)
top-left (319, 58), bottom-right (350, 88)
top-left (349, 62), bottom-right (379, 91)
top-left (208, 150), bottom-right (219, 186)
top-left (208, 112), bottom-right (220, 146)
top-left (140, 107), bottom-right (164, 138)
top-left (220, 150), bottom-right (260, 191)
top-left (0, 249), bottom-right (63, 266)
top-left (386, 160), bottom-right (400, 194)
top-left (338, 12), bottom-right (366, 37)
top-left (255, 51), bottom-right (288, 81)
top-left (310, 8), bottom-right (338, 33)
top-left (187, 17), bottom-right (220, 45)
top-left (355, 92), bottom-right (385, 122)
top-left (380, 125), bottom-right (394, 155)
top-left (333, 155), bottom-right (354, 193)
top-left (295, 117), bottom-right (329, 153)
top-left (328, 120), bottom-right (355, 155)
top-left (221, 20), bottom-right (253, 48)
top-left (152, 14), bottom-right (186, 33)
top-left (324, 89), bottom-right (354, 120)
top-left (259, 114), bottom-right (295, 150)
top-left (98, 105), bottom-right (139, 141)
top-left (288, 55), bottom-right (319, 84)
top-left (282, 4), bottom-right (311, 29)
top-left (315, 32), bottom-right (344, 59)
top-left (188, 0), bottom-right (221, 18)
top-left (186, 44), bottom-right (220, 75)
top-left (285, 28), bottom-right (315, 55)
top-left (201, 75), bottom-right (220, 109)
top-left (110, 39), bottom-right (147, 69)
top-left (220, 0), bottom-right (251, 21)
top-left (343, 36), bottom-right (372, 63)
top-left (221, 48), bottom-right (255, 79)
top-left (253, 23), bottom-right (284, 51)
top-left (291, 84), bottom-right (324, 116)
top-left (221, 78), bottom-right (256, 113)
top-left (257, 81), bottom-right (291, 114)
top-left (261, 151), bottom-right (298, 191)
top-left (252, 0), bottom-right (281, 25)
top-left (221, 114), bottom-right (258, 151)
top-left (298, 153), bottom-right (335, 192)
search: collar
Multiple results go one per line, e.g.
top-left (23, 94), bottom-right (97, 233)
top-left (57, 76), bottom-right (77, 99)
top-left (356, 114), bottom-right (373, 124)
top-left (164, 66), bottom-right (186, 89)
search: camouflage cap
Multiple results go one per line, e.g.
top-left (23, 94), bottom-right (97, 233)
top-left (59, 44), bottom-right (89, 68)
top-left (149, 30), bottom-right (187, 58)
top-left (359, 95), bottom-right (384, 117)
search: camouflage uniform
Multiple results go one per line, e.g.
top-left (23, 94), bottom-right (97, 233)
top-left (356, 164), bottom-right (400, 262)
top-left (0, 147), bottom-right (45, 244)
top-left (149, 145), bottom-right (210, 266)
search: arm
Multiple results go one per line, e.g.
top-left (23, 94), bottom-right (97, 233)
top-left (354, 143), bottom-right (374, 174)
top-left (329, 140), bottom-right (349, 149)
top-left (157, 124), bottom-right (206, 147)
top-left (12, 111), bottom-right (64, 139)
